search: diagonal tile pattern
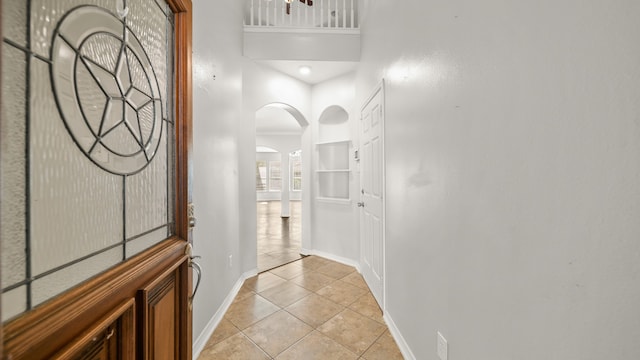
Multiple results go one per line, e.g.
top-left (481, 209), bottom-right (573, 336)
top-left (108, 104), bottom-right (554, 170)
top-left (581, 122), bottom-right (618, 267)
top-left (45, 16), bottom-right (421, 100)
top-left (198, 256), bottom-right (403, 360)
top-left (257, 201), bottom-right (303, 272)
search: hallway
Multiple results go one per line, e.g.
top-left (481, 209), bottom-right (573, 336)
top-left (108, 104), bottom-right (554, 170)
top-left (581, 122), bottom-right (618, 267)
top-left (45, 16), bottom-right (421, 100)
top-left (197, 256), bottom-right (403, 359)
top-left (257, 201), bottom-right (302, 272)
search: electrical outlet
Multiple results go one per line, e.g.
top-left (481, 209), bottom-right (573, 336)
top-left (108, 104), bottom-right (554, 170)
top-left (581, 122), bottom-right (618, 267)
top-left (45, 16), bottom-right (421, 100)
top-left (228, 255), bottom-right (232, 268)
top-left (437, 331), bottom-right (448, 360)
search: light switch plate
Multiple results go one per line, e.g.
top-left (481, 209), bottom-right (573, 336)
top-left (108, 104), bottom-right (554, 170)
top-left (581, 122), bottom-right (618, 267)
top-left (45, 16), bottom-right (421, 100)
top-left (437, 331), bottom-right (448, 360)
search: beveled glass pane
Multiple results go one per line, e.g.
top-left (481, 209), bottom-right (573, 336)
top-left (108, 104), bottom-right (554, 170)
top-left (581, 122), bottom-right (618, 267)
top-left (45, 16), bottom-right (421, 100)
top-left (32, 247), bottom-right (122, 306)
top-left (1, 0), bottom-right (27, 46)
top-left (2, 286), bottom-right (27, 322)
top-left (126, 226), bottom-right (168, 259)
top-left (128, 0), bottom-right (169, 118)
top-left (125, 131), bottom-right (167, 238)
top-left (1, 43), bottom-right (27, 289)
top-left (154, 0), bottom-right (169, 16)
top-left (1, 0), bottom-right (177, 318)
top-left (30, 58), bottom-right (123, 276)
top-left (31, 0), bottom-right (119, 58)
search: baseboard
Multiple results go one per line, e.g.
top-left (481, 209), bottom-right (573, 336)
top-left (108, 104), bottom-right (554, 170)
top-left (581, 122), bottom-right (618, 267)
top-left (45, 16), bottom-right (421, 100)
top-left (192, 269), bottom-right (258, 359)
top-left (301, 249), bottom-right (361, 273)
top-left (384, 311), bottom-right (416, 360)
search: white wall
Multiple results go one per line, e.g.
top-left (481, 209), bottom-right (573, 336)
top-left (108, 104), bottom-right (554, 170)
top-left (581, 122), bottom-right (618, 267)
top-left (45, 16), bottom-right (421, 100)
top-left (239, 61), bottom-right (313, 269)
top-left (191, 0), bottom-right (246, 343)
top-left (192, 2), bottom-right (315, 344)
top-left (310, 73), bottom-right (360, 261)
top-left (357, 1), bottom-right (640, 359)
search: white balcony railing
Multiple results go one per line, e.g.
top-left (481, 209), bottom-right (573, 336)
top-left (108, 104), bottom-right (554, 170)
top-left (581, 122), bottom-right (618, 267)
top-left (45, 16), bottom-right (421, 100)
top-left (245, 0), bottom-right (358, 29)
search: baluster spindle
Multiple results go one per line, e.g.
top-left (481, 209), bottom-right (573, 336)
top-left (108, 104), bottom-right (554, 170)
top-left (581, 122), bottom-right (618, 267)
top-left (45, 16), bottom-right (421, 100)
top-left (350, 0), bottom-right (354, 28)
top-left (250, 0), bottom-right (255, 26)
top-left (342, 0), bottom-right (346, 28)
top-left (274, 0), bottom-right (278, 26)
top-left (320, 0), bottom-right (324, 27)
top-left (266, 0), bottom-right (270, 26)
top-left (258, 0), bottom-right (262, 26)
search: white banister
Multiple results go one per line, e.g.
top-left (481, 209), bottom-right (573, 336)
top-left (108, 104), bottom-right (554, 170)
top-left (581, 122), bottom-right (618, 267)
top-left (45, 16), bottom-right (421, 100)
top-left (245, 0), bottom-right (358, 29)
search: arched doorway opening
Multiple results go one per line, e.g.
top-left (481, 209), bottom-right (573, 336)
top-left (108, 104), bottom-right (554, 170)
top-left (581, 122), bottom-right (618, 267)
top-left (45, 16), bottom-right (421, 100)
top-left (255, 103), bottom-right (308, 271)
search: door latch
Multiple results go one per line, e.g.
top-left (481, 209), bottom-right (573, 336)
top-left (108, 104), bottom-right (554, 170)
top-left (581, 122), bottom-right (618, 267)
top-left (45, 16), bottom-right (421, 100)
top-left (188, 203), bottom-right (196, 229)
top-left (357, 202), bottom-right (365, 207)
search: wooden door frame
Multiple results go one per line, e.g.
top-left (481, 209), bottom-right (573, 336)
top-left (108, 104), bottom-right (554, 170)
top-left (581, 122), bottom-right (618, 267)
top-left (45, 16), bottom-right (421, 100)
top-left (1, 0), bottom-right (193, 358)
top-left (1, 0), bottom-right (4, 353)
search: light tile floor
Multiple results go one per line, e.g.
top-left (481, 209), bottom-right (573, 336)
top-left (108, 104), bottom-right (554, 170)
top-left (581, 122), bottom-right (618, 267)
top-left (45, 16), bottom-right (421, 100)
top-left (257, 201), bottom-right (302, 272)
top-left (198, 256), bottom-right (404, 359)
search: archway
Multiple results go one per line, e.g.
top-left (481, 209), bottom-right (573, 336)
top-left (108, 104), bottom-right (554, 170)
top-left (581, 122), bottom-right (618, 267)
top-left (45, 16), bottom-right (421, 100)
top-left (254, 103), bottom-right (307, 271)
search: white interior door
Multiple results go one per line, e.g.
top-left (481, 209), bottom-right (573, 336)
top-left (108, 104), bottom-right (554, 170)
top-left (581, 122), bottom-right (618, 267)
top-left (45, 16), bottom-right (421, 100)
top-left (359, 83), bottom-right (385, 308)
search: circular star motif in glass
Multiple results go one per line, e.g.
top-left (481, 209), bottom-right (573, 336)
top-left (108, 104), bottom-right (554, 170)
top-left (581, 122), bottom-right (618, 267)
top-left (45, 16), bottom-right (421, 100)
top-left (50, 6), bottom-right (164, 175)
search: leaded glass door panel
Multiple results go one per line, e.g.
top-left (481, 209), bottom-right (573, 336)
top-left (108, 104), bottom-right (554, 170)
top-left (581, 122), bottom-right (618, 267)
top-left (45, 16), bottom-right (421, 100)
top-left (1, 2), bottom-right (193, 357)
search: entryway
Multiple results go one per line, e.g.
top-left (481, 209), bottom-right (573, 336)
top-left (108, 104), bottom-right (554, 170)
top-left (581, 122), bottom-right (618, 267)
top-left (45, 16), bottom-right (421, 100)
top-left (257, 201), bottom-right (302, 271)
top-left (255, 103), bottom-right (308, 272)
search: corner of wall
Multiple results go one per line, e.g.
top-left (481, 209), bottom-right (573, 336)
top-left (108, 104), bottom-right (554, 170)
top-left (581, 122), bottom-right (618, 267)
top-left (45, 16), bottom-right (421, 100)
top-left (192, 269), bottom-right (258, 359)
top-left (384, 311), bottom-right (417, 360)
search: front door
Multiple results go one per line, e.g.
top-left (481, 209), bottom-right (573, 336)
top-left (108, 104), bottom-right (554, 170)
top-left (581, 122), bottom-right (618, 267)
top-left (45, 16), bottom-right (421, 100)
top-left (359, 82), bottom-right (385, 308)
top-left (1, 0), bottom-right (193, 358)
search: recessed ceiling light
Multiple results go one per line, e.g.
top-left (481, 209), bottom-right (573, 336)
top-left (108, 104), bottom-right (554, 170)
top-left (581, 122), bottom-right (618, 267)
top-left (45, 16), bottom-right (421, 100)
top-left (299, 66), bottom-right (311, 75)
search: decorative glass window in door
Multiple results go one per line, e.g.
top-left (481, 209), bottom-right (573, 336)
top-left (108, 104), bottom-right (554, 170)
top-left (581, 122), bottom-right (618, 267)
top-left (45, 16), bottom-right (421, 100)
top-left (1, 0), bottom-right (175, 321)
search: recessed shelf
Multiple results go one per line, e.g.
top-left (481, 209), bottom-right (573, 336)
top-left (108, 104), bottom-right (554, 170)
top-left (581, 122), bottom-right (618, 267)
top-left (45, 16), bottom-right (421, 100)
top-left (315, 139), bottom-right (351, 146)
top-left (316, 197), bottom-right (352, 205)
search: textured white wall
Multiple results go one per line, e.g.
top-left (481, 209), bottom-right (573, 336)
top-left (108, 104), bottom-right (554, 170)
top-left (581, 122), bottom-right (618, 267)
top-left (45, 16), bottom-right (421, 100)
top-left (191, 0), bottom-right (245, 342)
top-left (357, 1), bottom-right (640, 359)
top-left (310, 73), bottom-right (359, 261)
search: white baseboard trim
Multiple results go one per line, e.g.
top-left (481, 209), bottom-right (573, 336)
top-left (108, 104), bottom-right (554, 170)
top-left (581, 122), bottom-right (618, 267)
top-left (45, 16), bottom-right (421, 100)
top-left (384, 311), bottom-right (416, 360)
top-left (300, 249), bottom-right (361, 273)
top-left (192, 269), bottom-right (258, 359)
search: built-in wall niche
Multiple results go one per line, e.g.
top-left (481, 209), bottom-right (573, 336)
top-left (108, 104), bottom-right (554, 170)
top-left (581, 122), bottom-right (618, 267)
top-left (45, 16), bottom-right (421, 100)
top-left (316, 106), bottom-right (351, 203)
top-left (318, 105), bottom-right (350, 143)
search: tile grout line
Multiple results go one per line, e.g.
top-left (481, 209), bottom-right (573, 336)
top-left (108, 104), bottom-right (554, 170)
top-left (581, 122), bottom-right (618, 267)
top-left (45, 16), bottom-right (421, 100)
top-left (199, 256), bottom-right (401, 360)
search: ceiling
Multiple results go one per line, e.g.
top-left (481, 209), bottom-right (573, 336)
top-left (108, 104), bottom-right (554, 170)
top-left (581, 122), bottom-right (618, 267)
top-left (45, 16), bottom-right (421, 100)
top-left (256, 60), bottom-right (358, 85)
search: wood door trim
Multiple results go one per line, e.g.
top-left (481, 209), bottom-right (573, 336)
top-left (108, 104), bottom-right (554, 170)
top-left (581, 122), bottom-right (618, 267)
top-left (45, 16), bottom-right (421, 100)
top-left (3, 238), bottom-right (188, 359)
top-left (171, 0), bottom-right (193, 242)
top-left (170, 2), bottom-right (193, 358)
top-left (0, 0), bottom-right (4, 353)
top-left (51, 298), bottom-right (136, 359)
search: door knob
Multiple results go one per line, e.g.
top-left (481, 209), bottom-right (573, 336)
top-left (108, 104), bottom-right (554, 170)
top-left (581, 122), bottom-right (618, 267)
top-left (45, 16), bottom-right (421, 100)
top-left (357, 202), bottom-right (365, 207)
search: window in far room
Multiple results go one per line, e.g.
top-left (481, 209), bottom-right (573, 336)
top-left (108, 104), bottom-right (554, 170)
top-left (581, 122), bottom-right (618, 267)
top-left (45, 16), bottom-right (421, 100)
top-left (256, 160), bottom-right (267, 191)
top-left (269, 161), bottom-right (282, 191)
top-left (290, 150), bottom-right (302, 191)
